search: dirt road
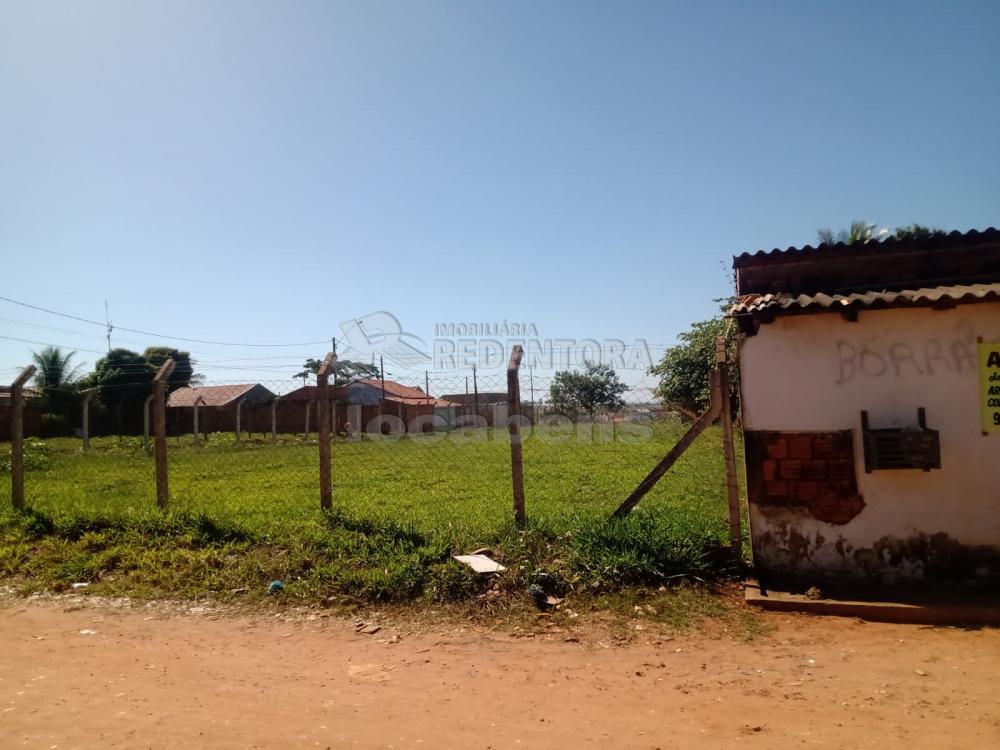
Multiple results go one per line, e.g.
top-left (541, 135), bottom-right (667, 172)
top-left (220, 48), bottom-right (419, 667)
top-left (2, 599), bottom-right (998, 749)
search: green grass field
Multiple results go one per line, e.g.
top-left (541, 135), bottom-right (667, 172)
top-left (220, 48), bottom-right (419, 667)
top-left (0, 421), bottom-right (742, 605)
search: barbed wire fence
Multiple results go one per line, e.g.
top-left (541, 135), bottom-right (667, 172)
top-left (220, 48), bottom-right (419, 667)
top-left (2, 346), bottom-right (742, 559)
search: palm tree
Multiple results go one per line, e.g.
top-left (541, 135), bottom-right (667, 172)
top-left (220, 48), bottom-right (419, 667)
top-left (817, 220), bottom-right (877, 246)
top-left (31, 346), bottom-right (83, 399)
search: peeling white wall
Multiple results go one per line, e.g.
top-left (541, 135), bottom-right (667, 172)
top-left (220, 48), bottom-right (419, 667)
top-left (740, 303), bottom-right (1000, 582)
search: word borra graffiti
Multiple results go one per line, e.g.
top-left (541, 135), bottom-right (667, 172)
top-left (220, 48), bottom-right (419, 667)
top-left (835, 338), bottom-right (976, 384)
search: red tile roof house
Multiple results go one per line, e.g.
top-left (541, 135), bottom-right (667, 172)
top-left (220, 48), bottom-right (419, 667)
top-left (0, 386), bottom-right (42, 440)
top-left (269, 384), bottom-right (350, 436)
top-left (346, 379), bottom-right (459, 435)
top-left (731, 228), bottom-right (1000, 596)
top-left (167, 383), bottom-right (276, 436)
top-left (279, 379), bottom-right (458, 435)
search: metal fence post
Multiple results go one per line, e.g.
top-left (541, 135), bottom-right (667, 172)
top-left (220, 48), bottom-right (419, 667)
top-left (152, 359), bottom-right (175, 509)
top-left (717, 336), bottom-right (742, 564)
top-left (317, 352), bottom-right (336, 511)
top-left (9, 365), bottom-right (37, 510)
top-left (507, 346), bottom-right (526, 527)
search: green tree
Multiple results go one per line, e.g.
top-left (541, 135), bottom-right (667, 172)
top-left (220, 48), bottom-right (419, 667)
top-left (82, 348), bottom-right (155, 408)
top-left (31, 346), bottom-right (84, 416)
top-left (549, 362), bottom-right (628, 417)
top-left (817, 220), bottom-right (877, 246)
top-left (649, 316), bottom-right (738, 417)
top-left (295, 358), bottom-right (380, 384)
top-left (142, 347), bottom-right (195, 392)
top-left (893, 223), bottom-right (945, 241)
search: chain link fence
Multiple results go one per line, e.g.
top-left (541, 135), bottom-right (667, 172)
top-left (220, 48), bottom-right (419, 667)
top-left (2, 358), bottom-right (736, 551)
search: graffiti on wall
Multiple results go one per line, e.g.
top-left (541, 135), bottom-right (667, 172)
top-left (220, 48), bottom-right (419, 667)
top-left (835, 319), bottom-right (977, 385)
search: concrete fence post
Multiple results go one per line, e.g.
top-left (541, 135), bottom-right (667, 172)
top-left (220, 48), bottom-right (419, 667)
top-left (271, 394), bottom-right (282, 443)
top-left (142, 394), bottom-right (154, 451)
top-left (9, 365), bottom-right (37, 510)
top-left (317, 352), bottom-right (336, 511)
top-left (152, 359), bottom-right (175, 509)
top-left (81, 389), bottom-right (94, 452)
top-left (235, 397), bottom-right (246, 444)
top-left (507, 345), bottom-right (526, 527)
top-left (193, 396), bottom-right (204, 447)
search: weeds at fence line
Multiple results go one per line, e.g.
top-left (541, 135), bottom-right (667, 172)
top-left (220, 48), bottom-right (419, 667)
top-left (2, 363), bottom-right (745, 607)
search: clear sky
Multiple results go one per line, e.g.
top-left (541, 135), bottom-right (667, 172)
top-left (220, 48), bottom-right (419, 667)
top-left (2, 1), bottom-right (998, 389)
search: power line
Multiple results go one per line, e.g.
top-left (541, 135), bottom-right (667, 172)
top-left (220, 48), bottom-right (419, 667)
top-left (0, 294), bottom-right (331, 348)
top-left (0, 334), bottom-right (106, 356)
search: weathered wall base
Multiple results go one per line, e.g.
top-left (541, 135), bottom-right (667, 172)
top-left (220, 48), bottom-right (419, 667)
top-left (752, 508), bottom-right (1000, 593)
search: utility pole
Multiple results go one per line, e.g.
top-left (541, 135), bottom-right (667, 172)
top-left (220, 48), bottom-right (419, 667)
top-left (379, 355), bottom-right (386, 400)
top-left (331, 338), bottom-right (338, 385)
top-left (529, 366), bottom-right (535, 416)
top-left (105, 300), bottom-right (113, 352)
top-left (472, 364), bottom-right (479, 413)
top-left (425, 371), bottom-right (430, 404)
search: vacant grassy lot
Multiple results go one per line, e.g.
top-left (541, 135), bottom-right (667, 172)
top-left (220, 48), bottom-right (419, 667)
top-left (0, 421), bottom-right (741, 606)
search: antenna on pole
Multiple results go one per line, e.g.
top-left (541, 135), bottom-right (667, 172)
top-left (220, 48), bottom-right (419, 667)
top-left (105, 300), bottom-right (113, 352)
top-left (331, 338), bottom-right (338, 385)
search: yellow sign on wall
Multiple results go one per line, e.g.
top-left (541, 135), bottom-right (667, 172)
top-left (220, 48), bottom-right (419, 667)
top-left (981, 341), bottom-right (1000, 433)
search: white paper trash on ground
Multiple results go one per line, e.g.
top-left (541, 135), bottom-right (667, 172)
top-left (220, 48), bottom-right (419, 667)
top-left (453, 554), bottom-right (506, 574)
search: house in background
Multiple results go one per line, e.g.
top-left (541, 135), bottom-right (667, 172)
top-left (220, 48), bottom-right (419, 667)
top-left (345, 379), bottom-right (456, 434)
top-left (0, 386), bottom-right (42, 440)
top-left (346, 379), bottom-right (454, 408)
top-left (439, 392), bottom-right (508, 408)
top-left (167, 383), bottom-right (276, 434)
top-left (732, 228), bottom-right (1000, 592)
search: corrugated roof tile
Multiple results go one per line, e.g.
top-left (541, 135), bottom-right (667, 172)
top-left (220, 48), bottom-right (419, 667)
top-left (731, 283), bottom-right (1000, 315)
top-left (733, 227), bottom-right (1000, 268)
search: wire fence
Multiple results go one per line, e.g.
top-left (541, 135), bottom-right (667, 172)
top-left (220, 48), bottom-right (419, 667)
top-left (1, 357), bottom-right (737, 549)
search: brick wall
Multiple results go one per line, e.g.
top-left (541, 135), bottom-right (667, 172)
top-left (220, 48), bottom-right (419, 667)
top-left (0, 405), bottom-right (43, 441)
top-left (745, 430), bottom-right (865, 524)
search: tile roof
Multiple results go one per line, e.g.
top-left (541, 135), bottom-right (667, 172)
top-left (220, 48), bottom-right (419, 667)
top-left (352, 379), bottom-right (457, 407)
top-left (279, 385), bottom-right (349, 403)
top-left (167, 384), bottom-right (265, 408)
top-left (731, 283), bottom-right (1000, 316)
top-left (0, 386), bottom-right (42, 403)
top-left (733, 227), bottom-right (1000, 269)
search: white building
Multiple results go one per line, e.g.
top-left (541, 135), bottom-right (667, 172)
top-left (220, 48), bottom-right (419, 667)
top-left (732, 228), bottom-right (1000, 593)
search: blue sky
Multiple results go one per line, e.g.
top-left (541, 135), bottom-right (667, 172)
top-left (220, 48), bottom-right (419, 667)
top-left (1, 0), bottom-right (998, 388)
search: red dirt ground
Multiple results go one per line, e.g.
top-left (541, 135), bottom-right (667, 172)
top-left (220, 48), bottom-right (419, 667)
top-left (2, 599), bottom-right (998, 748)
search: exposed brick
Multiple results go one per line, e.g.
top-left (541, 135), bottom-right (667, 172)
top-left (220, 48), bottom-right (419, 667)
top-left (792, 480), bottom-right (819, 503)
top-left (831, 480), bottom-right (856, 498)
top-left (764, 480), bottom-right (789, 498)
top-left (811, 435), bottom-right (840, 458)
top-left (788, 435), bottom-right (814, 459)
top-left (765, 437), bottom-right (788, 459)
top-left (808, 494), bottom-right (866, 525)
top-left (828, 459), bottom-right (852, 480)
top-left (746, 430), bottom-right (860, 521)
top-left (779, 459), bottom-right (803, 480)
top-left (802, 459), bottom-right (828, 480)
